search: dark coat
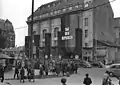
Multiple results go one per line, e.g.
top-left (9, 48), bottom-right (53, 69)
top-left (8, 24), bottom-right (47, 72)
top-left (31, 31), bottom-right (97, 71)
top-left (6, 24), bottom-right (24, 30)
top-left (83, 77), bottom-right (92, 85)
top-left (0, 66), bottom-right (4, 77)
top-left (15, 67), bottom-right (19, 74)
top-left (20, 68), bottom-right (25, 79)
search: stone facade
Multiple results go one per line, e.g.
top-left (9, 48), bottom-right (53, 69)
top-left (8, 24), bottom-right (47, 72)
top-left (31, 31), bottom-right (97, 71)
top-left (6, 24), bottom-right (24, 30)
top-left (27, 0), bottom-right (117, 62)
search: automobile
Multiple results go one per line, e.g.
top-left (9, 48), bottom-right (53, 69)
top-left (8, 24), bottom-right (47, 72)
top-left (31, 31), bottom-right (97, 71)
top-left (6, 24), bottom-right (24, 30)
top-left (106, 63), bottom-right (120, 77)
top-left (90, 61), bottom-right (104, 68)
top-left (78, 61), bottom-right (92, 68)
top-left (105, 62), bottom-right (114, 68)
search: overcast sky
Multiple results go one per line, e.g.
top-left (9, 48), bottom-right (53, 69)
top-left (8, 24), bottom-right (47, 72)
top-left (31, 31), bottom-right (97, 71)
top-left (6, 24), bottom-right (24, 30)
top-left (0, 0), bottom-right (120, 46)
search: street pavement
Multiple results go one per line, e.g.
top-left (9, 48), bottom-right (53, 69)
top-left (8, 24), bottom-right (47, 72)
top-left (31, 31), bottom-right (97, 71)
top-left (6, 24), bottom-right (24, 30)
top-left (3, 68), bottom-right (119, 85)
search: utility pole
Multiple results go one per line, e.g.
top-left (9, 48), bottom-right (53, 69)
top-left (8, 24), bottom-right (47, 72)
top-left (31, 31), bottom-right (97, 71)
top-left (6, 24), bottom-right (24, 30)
top-left (30, 0), bottom-right (34, 59)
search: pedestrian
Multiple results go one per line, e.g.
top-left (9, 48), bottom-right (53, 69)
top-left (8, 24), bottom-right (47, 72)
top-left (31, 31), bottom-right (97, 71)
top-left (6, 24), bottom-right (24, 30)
top-left (74, 63), bottom-right (78, 74)
top-left (45, 65), bottom-right (48, 76)
top-left (102, 73), bottom-right (112, 85)
top-left (61, 63), bottom-right (65, 76)
top-left (30, 69), bottom-right (35, 82)
top-left (83, 73), bottom-right (92, 85)
top-left (13, 66), bottom-right (19, 79)
top-left (27, 67), bottom-right (31, 82)
top-left (20, 67), bottom-right (25, 83)
top-left (0, 65), bottom-right (4, 83)
top-left (39, 64), bottom-right (44, 78)
top-left (61, 78), bottom-right (67, 85)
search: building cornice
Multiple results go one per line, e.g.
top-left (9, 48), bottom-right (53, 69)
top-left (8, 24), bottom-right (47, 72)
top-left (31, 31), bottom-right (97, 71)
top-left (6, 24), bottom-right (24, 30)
top-left (27, 0), bottom-right (94, 23)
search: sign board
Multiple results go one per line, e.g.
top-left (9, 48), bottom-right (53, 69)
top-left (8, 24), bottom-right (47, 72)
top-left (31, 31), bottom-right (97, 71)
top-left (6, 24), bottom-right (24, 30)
top-left (62, 27), bottom-right (73, 40)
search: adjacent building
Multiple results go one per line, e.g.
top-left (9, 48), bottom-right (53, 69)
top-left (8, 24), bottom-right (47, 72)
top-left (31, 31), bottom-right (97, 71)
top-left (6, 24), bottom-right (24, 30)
top-left (27, 0), bottom-right (118, 63)
top-left (113, 17), bottom-right (120, 63)
top-left (0, 18), bottom-right (15, 49)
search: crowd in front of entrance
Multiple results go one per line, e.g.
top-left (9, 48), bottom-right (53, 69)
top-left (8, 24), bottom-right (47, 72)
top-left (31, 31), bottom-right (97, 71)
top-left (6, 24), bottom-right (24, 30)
top-left (12, 59), bottom-right (78, 83)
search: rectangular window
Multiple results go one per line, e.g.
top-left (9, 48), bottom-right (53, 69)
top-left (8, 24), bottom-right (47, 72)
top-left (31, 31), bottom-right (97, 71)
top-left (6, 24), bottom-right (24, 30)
top-left (42, 29), bottom-right (47, 39)
top-left (85, 30), bottom-right (88, 38)
top-left (85, 43), bottom-right (88, 47)
top-left (84, 18), bottom-right (88, 26)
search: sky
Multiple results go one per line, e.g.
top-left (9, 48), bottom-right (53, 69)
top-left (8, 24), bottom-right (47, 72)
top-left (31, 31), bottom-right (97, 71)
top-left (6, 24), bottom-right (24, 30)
top-left (0, 0), bottom-right (120, 47)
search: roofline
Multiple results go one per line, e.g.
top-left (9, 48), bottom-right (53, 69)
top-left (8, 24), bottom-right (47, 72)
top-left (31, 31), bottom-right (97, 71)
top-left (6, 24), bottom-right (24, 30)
top-left (26, 9), bottom-right (83, 24)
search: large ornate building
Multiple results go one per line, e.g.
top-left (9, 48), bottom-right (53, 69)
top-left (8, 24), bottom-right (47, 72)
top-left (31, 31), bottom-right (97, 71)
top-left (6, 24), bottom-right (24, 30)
top-left (0, 19), bottom-right (15, 49)
top-left (27, 0), bottom-right (118, 63)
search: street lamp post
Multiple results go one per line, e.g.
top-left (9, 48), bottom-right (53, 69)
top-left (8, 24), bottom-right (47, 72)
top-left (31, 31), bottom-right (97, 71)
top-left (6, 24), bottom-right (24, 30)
top-left (30, 0), bottom-right (34, 59)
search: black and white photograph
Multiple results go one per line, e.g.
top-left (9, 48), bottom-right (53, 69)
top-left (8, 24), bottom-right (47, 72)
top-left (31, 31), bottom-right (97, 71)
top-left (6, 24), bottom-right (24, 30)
top-left (0, 0), bottom-right (120, 85)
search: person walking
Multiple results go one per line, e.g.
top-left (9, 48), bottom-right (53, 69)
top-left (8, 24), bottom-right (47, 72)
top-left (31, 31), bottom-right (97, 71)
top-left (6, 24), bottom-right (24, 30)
top-left (83, 73), bottom-right (92, 85)
top-left (102, 73), bottom-right (113, 85)
top-left (30, 69), bottom-right (35, 82)
top-left (39, 64), bottom-right (44, 78)
top-left (13, 66), bottom-right (19, 79)
top-left (27, 67), bottom-right (31, 82)
top-left (20, 67), bottom-right (25, 83)
top-left (0, 65), bottom-right (4, 83)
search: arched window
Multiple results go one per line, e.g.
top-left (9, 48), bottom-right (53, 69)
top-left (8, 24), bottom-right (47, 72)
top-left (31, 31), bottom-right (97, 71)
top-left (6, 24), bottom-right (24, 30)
top-left (54, 27), bottom-right (59, 37)
top-left (42, 29), bottom-right (47, 38)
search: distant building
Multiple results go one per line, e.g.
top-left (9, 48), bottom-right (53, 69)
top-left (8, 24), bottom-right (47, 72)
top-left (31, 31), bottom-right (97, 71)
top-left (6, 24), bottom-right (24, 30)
top-left (114, 17), bottom-right (120, 45)
top-left (27, 0), bottom-right (118, 63)
top-left (113, 17), bottom-right (120, 63)
top-left (0, 18), bottom-right (15, 48)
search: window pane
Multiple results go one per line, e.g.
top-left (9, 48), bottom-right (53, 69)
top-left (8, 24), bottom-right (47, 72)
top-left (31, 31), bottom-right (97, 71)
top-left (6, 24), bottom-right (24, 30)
top-left (43, 29), bottom-right (47, 38)
top-left (54, 27), bottom-right (59, 37)
top-left (85, 43), bottom-right (88, 47)
top-left (85, 30), bottom-right (88, 38)
top-left (84, 18), bottom-right (88, 26)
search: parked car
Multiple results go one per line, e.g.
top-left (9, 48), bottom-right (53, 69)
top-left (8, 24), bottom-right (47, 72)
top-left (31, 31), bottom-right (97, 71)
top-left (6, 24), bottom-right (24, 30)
top-left (78, 61), bottom-right (91, 68)
top-left (106, 63), bottom-right (120, 77)
top-left (105, 62), bottom-right (114, 68)
top-left (90, 61), bottom-right (104, 68)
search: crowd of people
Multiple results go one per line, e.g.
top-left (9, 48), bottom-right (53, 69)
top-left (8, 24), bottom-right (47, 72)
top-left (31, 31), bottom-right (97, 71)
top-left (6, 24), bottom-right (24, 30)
top-left (0, 58), bottom-right (120, 85)
top-left (12, 60), bottom-right (78, 83)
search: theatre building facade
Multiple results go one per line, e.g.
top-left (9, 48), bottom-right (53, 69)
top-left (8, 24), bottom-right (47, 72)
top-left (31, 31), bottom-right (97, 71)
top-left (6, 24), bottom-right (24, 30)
top-left (26, 0), bottom-right (117, 63)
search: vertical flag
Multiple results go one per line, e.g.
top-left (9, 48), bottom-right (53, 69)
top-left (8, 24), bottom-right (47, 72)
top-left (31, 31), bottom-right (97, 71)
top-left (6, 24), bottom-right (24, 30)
top-left (45, 33), bottom-right (51, 59)
top-left (34, 35), bottom-right (40, 58)
top-left (75, 28), bottom-right (82, 58)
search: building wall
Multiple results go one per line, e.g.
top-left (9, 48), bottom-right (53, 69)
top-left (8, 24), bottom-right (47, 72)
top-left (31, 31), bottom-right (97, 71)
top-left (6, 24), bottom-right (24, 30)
top-left (0, 19), bottom-right (15, 48)
top-left (40, 20), bottom-right (50, 47)
top-left (114, 18), bottom-right (120, 45)
top-left (33, 22), bottom-right (40, 35)
top-left (27, 0), bottom-right (116, 61)
top-left (83, 9), bottom-right (93, 47)
top-left (51, 18), bottom-right (61, 46)
top-left (107, 47), bottom-right (117, 63)
top-left (93, 0), bottom-right (115, 42)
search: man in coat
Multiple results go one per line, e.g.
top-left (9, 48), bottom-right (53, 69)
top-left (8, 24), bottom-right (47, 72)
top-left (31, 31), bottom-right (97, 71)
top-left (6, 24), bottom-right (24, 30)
top-left (83, 73), bottom-right (92, 85)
